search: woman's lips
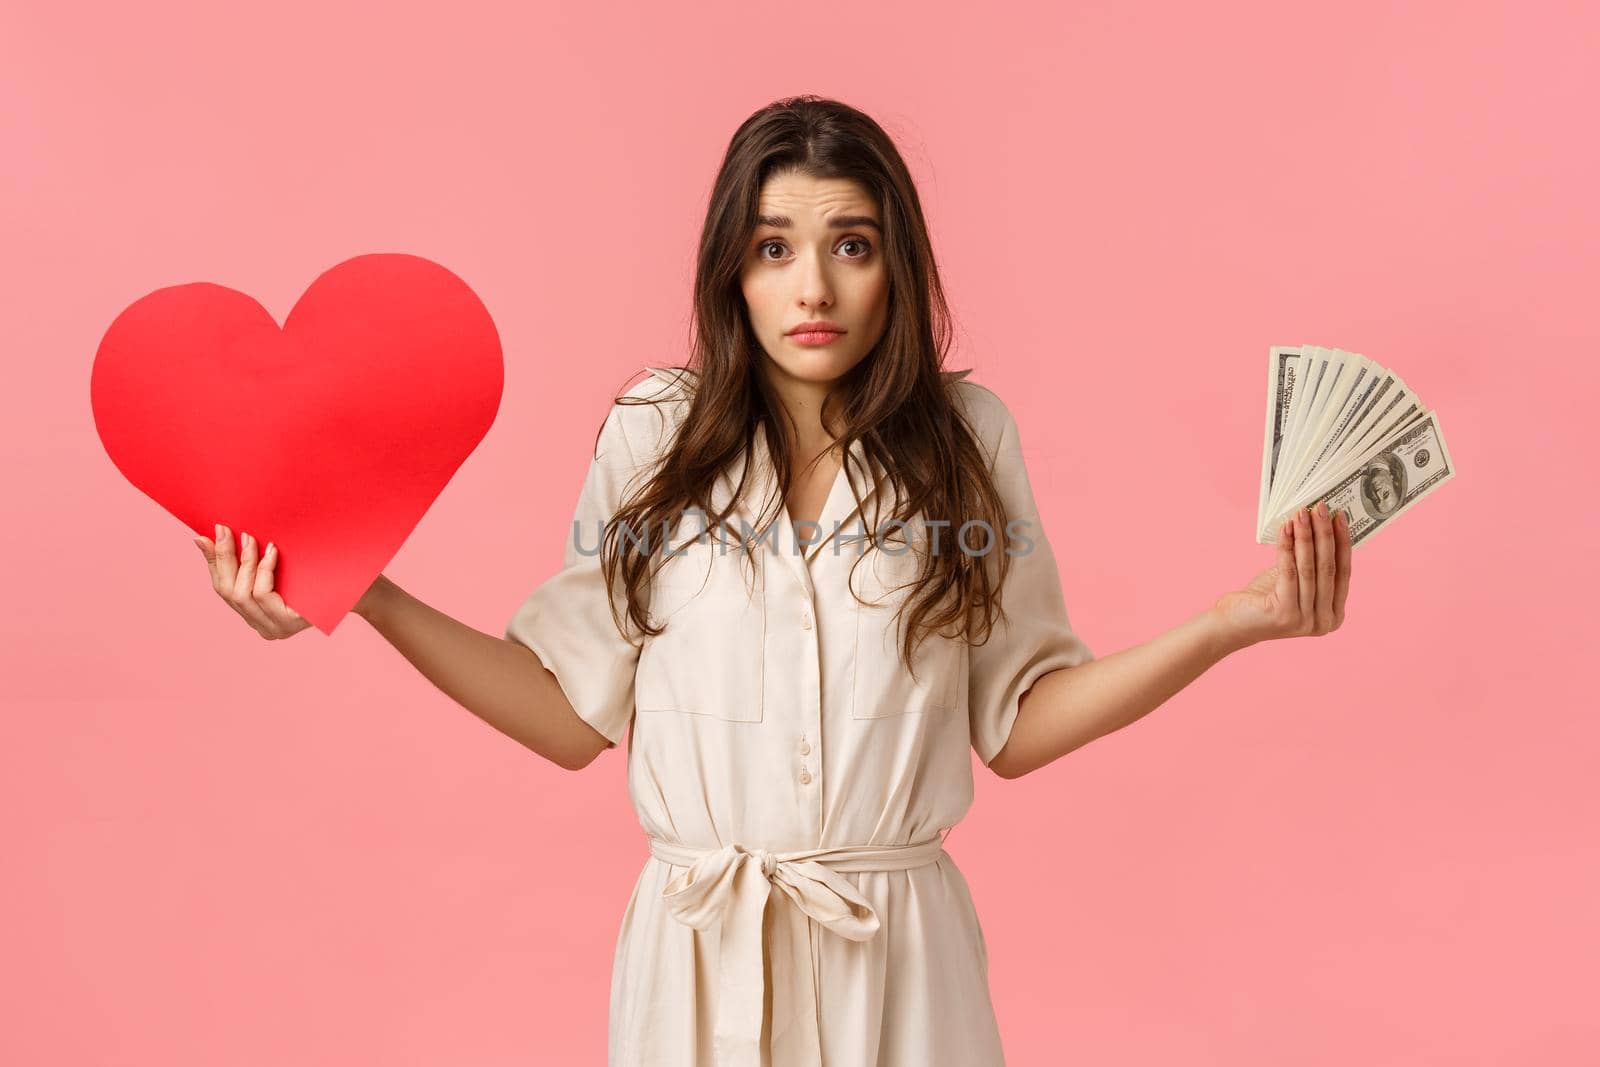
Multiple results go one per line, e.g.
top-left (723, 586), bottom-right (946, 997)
top-left (788, 330), bottom-right (845, 346)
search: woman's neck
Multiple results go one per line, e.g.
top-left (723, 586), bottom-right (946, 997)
top-left (761, 362), bottom-right (844, 458)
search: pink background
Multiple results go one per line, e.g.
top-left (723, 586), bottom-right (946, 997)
top-left (4, 1), bottom-right (1595, 1063)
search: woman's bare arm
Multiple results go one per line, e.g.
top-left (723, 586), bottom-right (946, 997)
top-left (196, 525), bottom-right (610, 772)
top-left (354, 576), bottom-right (612, 771)
top-left (988, 607), bottom-right (1239, 779)
top-left (990, 502), bottom-right (1353, 779)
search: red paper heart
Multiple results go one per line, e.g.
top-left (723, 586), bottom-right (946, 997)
top-left (91, 253), bottom-right (503, 634)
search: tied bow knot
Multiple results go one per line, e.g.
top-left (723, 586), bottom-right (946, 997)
top-left (752, 847), bottom-right (777, 878)
top-left (648, 835), bottom-right (949, 1067)
top-left (656, 841), bottom-right (882, 942)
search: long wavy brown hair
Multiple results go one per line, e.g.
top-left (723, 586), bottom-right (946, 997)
top-left (596, 95), bottom-right (1016, 673)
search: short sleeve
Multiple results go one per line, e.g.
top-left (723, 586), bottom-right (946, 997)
top-left (967, 399), bottom-right (1096, 767)
top-left (504, 402), bottom-right (644, 749)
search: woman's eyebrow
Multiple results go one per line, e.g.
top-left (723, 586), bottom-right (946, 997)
top-left (756, 214), bottom-right (882, 233)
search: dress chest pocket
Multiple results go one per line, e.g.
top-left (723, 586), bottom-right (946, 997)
top-left (636, 532), bottom-right (765, 723)
top-left (850, 540), bottom-right (963, 719)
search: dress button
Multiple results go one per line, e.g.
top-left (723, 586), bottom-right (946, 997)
top-left (801, 610), bottom-right (813, 629)
top-left (798, 741), bottom-right (811, 755)
top-left (799, 770), bottom-right (812, 784)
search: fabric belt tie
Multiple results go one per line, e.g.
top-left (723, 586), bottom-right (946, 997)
top-left (648, 833), bottom-right (949, 1067)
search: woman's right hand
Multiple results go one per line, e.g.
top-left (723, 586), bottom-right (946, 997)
top-left (195, 524), bottom-right (312, 640)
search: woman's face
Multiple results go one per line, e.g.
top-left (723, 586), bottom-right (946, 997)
top-left (740, 171), bottom-right (890, 390)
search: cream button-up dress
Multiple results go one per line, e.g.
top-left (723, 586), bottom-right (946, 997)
top-left (506, 366), bottom-right (1094, 1066)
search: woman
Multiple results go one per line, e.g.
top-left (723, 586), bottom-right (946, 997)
top-left (195, 96), bottom-right (1352, 1066)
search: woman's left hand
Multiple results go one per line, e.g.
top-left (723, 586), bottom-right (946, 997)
top-left (1211, 500), bottom-right (1352, 652)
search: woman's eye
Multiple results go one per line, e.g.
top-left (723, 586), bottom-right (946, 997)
top-left (756, 238), bottom-right (873, 261)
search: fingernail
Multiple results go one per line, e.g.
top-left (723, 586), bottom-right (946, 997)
top-left (266, 541), bottom-right (275, 556)
top-left (215, 523), bottom-right (224, 540)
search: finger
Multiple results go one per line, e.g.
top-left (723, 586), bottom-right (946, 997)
top-left (1311, 500), bottom-right (1336, 633)
top-left (253, 541), bottom-right (306, 626)
top-left (1275, 516), bottom-right (1297, 609)
top-left (195, 534), bottom-right (224, 593)
top-left (213, 525), bottom-right (253, 627)
top-left (231, 530), bottom-right (258, 600)
top-left (1293, 506), bottom-right (1315, 627)
top-left (230, 531), bottom-right (276, 631)
top-left (214, 524), bottom-right (239, 588)
top-left (1332, 508), bottom-right (1352, 627)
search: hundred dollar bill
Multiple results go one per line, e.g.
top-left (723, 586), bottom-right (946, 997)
top-left (1275, 362), bottom-right (1416, 521)
top-left (1260, 409), bottom-right (1456, 548)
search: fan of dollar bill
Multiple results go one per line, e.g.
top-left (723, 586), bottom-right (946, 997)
top-left (1258, 345), bottom-right (1455, 548)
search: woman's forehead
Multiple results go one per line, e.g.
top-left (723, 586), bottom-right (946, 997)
top-left (758, 172), bottom-right (876, 213)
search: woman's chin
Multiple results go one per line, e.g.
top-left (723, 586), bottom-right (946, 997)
top-left (765, 345), bottom-right (867, 385)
